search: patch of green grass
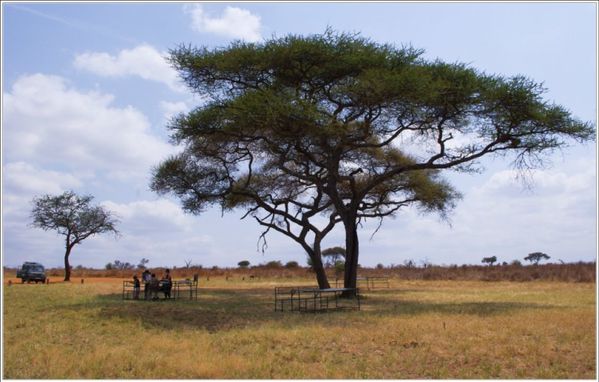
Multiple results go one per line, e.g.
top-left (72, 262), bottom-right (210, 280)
top-left (3, 279), bottom-right (596, 378)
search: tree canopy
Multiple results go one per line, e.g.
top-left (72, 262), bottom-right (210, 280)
top-left (524, 252), bottom-right (551, 265)
top-left (482, 256), bottom-right (498, 266)
top-left (152, 30), bottom-right (594, 289)
top-left (31, 191), bottom-right (119, 281)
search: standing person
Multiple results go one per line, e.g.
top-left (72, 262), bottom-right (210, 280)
top-left (161, 269), bottom-right (173, 299)
top-left (132, 274), bottom-right (140, 300)
top-left (149, 273), bottom-right (159, 300)
top-left (142, 269), bottom-right (151, 300)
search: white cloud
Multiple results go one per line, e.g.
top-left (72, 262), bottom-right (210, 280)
top-left (159, 100), bottom-right (190, 122)
top-left (73, 44), bottom-right (183, 91)
top-left (102, 199), bottom-right (196, 234)
top-left (3, 73), bottom-right (175, 179)
top-left (184, 4), bottom-right (262, 42)
top-left (3, 162), bottom-right (82, 196)
top-left (363, 165), bottom-right (596, 266)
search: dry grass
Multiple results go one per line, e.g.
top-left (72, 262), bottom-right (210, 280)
top-left (3, 277), bottom-right (596, 378)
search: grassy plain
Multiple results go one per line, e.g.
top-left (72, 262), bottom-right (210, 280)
top-left (3, 277), bottom-right (596, 379)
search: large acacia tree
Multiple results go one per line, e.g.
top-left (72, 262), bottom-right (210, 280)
top-left (152, 31), bottom-right (593, 290)
top-left (31, 191), bottom-right (119, 281)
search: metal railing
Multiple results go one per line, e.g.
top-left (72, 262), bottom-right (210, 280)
top-left (275, 286), bottom-right (360, 312)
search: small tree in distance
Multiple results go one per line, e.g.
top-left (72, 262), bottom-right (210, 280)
top-left (482, 256), bottom-right (497, 266)
top-left (238, 260), bottom-right (250, 268)
top-left (137, 258), bottom-right (150, 269)
top-left (265, 260), bottom-right (283, 268)
top-left (31, 191), bottom-right (119, 281)
top-left (524, 252), bottom-right (550, 265)
top-left (322, 247), bottom-right (346, 267)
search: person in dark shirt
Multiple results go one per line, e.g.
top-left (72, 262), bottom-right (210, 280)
top-left (161, 269), bottom-right (173, 299)
top-left (132, 274), bottom-right (140, 300)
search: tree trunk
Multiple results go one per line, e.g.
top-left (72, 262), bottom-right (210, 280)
top-left (64, 245), bottom-right (72, 281)
top-left (310, 252), bottom-right (330, 289)
top-left (343, 217), bottom-right (360, 295)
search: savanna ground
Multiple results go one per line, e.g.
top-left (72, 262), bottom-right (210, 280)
top-left (3, 275), bottom-right (596, 379)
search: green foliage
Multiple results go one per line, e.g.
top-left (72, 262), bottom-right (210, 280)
top-left (105, 260), bottom-right (134, 270)
top-left (31, 191), bottom-right (119, 240)
top-left (322, 246), bottom-right (346, 257)
top-left (153, 29), bottom-right (594, 289)
top-left (322, 246), bottom-right (346, 267)
top-left (525, 252), bottom-right (551, 265)
top-left (482, 256), bottom-right (498, 266)
top-left (238, 260), bottom-right (250, 268)
top-left (285, 261), bottom-right (299, 269)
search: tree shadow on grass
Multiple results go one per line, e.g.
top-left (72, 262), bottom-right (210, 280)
top-left (55, 287), bottom-right (557, 333)
top-left (58, 288), bottom-right (280, 333)
top-left (361, 295), bottom-right (555, 317)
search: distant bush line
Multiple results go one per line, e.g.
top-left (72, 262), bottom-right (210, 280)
top-left (4, 262), bottom-right (595, 283)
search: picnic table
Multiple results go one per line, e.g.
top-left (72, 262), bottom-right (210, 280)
top-left (274, 286), bottom-right (360, 312)
top-left (122, 279), bottom-right (199, 300)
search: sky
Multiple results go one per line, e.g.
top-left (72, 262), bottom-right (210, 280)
top-left (1, 1), bottom-right (597, 269)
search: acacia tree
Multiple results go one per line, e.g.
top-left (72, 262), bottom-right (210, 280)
top-left (524, 252), bottom-right (550, 265)
top-left (152, 138), bottom-right (454, 288)
top-left (322, 246), bottom-right (346, 267)
top-left (31, 191), bottom-right (119, 281)
top-left (482, 256), bottom-right (497, 266)
top-left (153, 31), bottom-right (593, 290)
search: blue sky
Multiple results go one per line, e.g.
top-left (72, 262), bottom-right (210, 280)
top-left (2, 2), bottom-right (596, 269)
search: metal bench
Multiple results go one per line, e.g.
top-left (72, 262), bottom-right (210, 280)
top-left (275, 286), bottom-right (360, 312)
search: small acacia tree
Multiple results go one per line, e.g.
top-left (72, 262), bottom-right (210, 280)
top-left (238, 260), bottom-right (250, 268)
top-left (31, 191), bottom-right (119, 281)
top-left (322, 246), bottom-right (346, 267)
top-left (524, 252), bottom-right (550, 265)
top-left (482, 256), bottom-right (498, 266)
top-left (153, 30), bottom-right (593, 291)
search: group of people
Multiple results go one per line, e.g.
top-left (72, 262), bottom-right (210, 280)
top-left (131, 269), bottom-right (172, 300)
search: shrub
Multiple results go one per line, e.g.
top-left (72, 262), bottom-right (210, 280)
top-left (265, 260), bottom-right (283, 268)
top-left (285, 261), bottom-right (299, 268)
top-left (238, 260), bottom-right (250, 268)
